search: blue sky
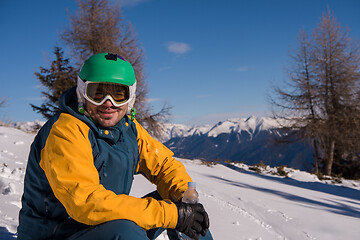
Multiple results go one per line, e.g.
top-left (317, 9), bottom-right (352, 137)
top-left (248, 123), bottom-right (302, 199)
top-left (0, 0), bottom-right (359, 126)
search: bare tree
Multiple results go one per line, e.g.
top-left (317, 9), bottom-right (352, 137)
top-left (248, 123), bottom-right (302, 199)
top-left (313, 11), bottom-right (360, 175)
top-left (0, 98), bottom-right (9, 125)
top-left (60, 0), bottom-right (171, 138)
top-left (270, 29), bottom-right (321, 174)
top-left (271, 10), bottom-right (360, 177)
top-left (0, 98), bottom-right (7, 109)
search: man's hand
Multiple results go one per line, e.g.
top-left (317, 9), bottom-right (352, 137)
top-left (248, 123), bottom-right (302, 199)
top-left (174, 202), bottom-right (210, 240)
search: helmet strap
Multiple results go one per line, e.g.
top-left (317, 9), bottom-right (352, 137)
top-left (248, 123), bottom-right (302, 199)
top-left (131, 107), bottom-right (136, 121)
top-left (78, 105), bottom-right (85, 114)
top-left (77, 102), bottom-right (93, 123)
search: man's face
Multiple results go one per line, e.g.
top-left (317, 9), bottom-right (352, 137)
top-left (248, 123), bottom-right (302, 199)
top-left (86, 100), bottom-right (128, 128)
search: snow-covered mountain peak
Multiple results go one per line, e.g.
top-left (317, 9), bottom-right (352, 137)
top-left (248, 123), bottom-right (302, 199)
top-left (161, 116), bottom-right (285, 141)
top-left (207, 116), bottom-right (282, 137)
top-left (207, 119), bottom-right (239, 137)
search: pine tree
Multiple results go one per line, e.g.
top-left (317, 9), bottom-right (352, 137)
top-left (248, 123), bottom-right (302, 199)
top-left (30, 47), bottom-right (77, 119)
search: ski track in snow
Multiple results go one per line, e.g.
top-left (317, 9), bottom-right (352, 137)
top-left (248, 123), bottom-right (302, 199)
top-left (266, 209), bottom-right (292, 222)
top-left (200, 191), bottom-right (282, 238)
top-left (199, 190), bottom-right (317, 240)
top-left (184, 160), bottom-right (324, 240)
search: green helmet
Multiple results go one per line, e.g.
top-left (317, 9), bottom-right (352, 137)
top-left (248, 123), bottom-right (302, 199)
top-left (76, 53), bottom-right (137, 114)
top-left (79, 53), bottom-right (136, 86)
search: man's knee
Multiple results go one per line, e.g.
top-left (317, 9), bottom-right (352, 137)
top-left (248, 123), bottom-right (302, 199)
top-left (104, 219), bottom-right (145, 236)
top-left (68, 219), bottom-right (148, 240)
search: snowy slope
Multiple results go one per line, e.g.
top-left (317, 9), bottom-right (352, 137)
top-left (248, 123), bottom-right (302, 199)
top-left (0, 126), bottom-right (35, 238)
top-left (1, 125), bottom-right (360, 239)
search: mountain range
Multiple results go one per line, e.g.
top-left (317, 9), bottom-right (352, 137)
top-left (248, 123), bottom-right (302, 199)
top-left (161, 116), bottom-right (314, 171)
top-left (9, 116), bottom-right (315, 171)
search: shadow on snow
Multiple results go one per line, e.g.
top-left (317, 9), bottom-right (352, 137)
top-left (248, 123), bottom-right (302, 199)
top-left (223, 163), bottom-right (360, 201)
top-left (204, 163), bottom-right (360, 219)
top-left (0, 227), bottom-right (16, 240)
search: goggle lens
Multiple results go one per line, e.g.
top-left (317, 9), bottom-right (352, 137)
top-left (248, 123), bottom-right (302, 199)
top-left (85, 82), bottom-right (130, 106)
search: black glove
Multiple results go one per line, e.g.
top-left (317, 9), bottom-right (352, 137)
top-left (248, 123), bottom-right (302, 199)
top-left (175, 202), bottom-right (210, 240)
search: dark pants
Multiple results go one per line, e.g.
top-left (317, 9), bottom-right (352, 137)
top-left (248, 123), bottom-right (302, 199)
top-left (67, 191), bottom-right (213, 240)
top-left (67, 219), bottom-right (213, 240)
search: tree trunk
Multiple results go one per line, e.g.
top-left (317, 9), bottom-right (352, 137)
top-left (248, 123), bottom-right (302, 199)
top-left (324, 139), bottom-right (335, 175)
top-left (312, 138), bottom-right (320, 174)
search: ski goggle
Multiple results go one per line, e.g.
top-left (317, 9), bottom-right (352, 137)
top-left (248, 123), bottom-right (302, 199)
top-left (84, 81), bottom-right (130, 107)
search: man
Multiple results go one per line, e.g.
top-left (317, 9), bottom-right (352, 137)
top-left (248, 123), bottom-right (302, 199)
top-left (17, 53), bottom-right (212, 240)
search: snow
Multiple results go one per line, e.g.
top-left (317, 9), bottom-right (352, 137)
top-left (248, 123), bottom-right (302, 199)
top-left (1, 125), bottom-right (360, 239)
top-left (161, 123), bottom-right (213, 142)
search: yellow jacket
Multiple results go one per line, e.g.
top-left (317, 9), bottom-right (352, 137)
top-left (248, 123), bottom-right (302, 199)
top-left (39, 113), bottom-right (192, 230)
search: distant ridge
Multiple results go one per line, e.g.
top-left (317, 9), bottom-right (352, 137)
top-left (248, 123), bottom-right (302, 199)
top-left (161, 117), bottom-right (314, 171)
top-left (161, 116), bottom-right (288, 141)
top-left (9, 117), bottom-right (313, 171)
